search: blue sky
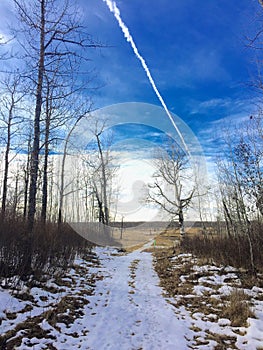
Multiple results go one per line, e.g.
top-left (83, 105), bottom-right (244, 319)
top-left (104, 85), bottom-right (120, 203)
top-left (80, 2), bottom-right (257, 103)
top-left (75, 0), bottom-right (260, 156)
top-left (0, 0), bottom-right (261, 157)
top-left (1, 0), bottom-right (260, 220)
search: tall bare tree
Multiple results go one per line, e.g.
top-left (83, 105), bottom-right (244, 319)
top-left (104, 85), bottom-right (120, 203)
top-left (13, 0), bottom-right (100, 230)
top-left (57, 108), bottom-right (91, 224)
top-left (81, 120), bottom-right (117, 225)
top-left (0, 73), bottom-right (25, 217)
top-left (148, 144), bottom-right (195, 236)
top-left (216, 118), bottom-right (263, 275)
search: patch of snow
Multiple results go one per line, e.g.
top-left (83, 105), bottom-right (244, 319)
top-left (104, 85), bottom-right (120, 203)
top-left (218, 318), bottom-right (231, 326)
top-left (252, 286), bottom-right (263, 294)
top-left (193, 285), bottom-right (213, 296)
top-left (192, 264), bottom-right (220, 273)
top-left (217, 285), bottom-right (234, 295)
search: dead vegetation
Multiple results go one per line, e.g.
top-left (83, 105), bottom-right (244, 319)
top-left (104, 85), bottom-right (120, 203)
top-left (0, 251), bottom-right (100, 350)
top-left (0, 216), bottom-right (93, 287)
top-left (153, 239), bottom-right (261, 349)
top-left (180, 222), bottom-right (263, 277)
top-left (222, 289), bottom-right (253, 327)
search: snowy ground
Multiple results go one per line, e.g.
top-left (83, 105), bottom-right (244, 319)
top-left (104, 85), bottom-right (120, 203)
top-left (0, 246), bottom-right (263, 349)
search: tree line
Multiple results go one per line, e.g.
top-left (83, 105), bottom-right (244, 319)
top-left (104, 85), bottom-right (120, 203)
top-left (0, 0), bottom-right (115, 228)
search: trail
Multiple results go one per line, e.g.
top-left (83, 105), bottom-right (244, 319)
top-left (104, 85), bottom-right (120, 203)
top-left (81, 247), bottom-right (191, 349)
top-left (1, 246), bottom-right (263, 349)
top-left (0, 247), bottom-right (192, 349)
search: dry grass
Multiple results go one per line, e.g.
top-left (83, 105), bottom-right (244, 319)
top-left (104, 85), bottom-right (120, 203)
top-left (0, 294), bottom-right (89, 349)
top-left (152, 226), bottom-right (261, 346)
top-left (180, 222), bottom-right (263, 276)
top-left (153, 246), bottom-right (255, 330)
top-left (154, 248), bottom-right (194, 298)
top-left (0, 252), bottom-right (98, 349)
top-left (0, 217), bottom-right (92, 286)
top-left (222, 289), bottom-right (254, 327)
top-left (110, 224), bottom-right (203, 251)
top-left (45, 294), bottom-right (90, 330)
top-left (0, 315), bottom-right (55, 350)
top-left (111, 227), bottom-right (157, 249)
top-left (122, 226), bottom-right (209, 253)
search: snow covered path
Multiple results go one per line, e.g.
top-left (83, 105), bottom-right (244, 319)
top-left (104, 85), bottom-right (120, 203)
top-left (1, 246), bottom-right (263, 349)
top-left (0, 247), bottom-right (193, 350)
top-left (82, 248), bottom-right (192, 350)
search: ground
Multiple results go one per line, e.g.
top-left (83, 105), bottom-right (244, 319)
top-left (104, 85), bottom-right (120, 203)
top-left (0, 240), bottom-right (263, 349)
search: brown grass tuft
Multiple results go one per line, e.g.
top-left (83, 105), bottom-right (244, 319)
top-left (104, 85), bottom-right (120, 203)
top-left (222, 289), bottom-right (254, 327)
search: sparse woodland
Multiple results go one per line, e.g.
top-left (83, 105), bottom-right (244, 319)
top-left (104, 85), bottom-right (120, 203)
top-left (0, 0), bottom-right (262, 288)
top-left (0, 0), bottom-right (109, 283)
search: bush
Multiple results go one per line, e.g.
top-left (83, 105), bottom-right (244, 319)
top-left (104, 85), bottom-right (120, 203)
top-left (180, 221), bottom-right (263, 274)
top-left (0, 215), bottom-right (92, 286)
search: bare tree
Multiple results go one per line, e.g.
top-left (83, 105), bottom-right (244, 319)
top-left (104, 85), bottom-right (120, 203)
top-left (148, 144), bottom-right (195, 236)
top-left (215, 119), bottom-right (263, 275)
top-left (82, 120), bottom-right (117, 225)
top-left (12, 0), bottom-right (100, 230)
top-left (94, 130), bottom-right (110, 225)
top-left (0, 73), bottom-right (26, 217)
top-left (40, 60), bottom-right (96, 223)
top-left (57, 109), bottom-right (91, 225)
top-left (22, 131), bottom-right (32, 219)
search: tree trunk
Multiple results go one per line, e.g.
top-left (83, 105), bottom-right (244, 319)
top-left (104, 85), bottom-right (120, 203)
top-left (246, 223), bottom-right (256, 275)
top-left (12, 172), bottom-right (19, 216)
top-left (222, 198), bottom-right (233, 237)
top-left (27, 0), bottom-right (45, 231)
top-left (41, 90), bottom-right (51, 223)
top-left (1, 107), bottom-right (12, 217)
top-left (58, 146), bottom-right (66, 224)
top-left (96, 134), bottom-right (109, 225)
top-left (178, 204), bottom-right (185, 237)
top-left (23, 137), bottom-right (31, 219)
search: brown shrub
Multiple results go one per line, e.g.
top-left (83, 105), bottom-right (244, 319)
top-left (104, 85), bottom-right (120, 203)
top-left (0, 215), bottom-right (93, 286)
top-left (180, 222), bottom-right (263, 274)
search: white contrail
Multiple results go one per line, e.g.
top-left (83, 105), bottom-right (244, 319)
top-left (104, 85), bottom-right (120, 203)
top-left (103, 0), bottom-right (190, 154)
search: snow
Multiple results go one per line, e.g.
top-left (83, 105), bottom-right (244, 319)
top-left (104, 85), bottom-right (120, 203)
top-left (1, 246), bottom-right (263, 349)
top-left (80, 248), bottom-right (192, 350)
top-left (193, 284), bottom-right (214, 296)
top-left (0, 289), bottom-right (27, 316)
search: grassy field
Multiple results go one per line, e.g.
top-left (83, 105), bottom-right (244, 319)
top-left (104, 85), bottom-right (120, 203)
top-left (118, 225), bottom-right (212, 252)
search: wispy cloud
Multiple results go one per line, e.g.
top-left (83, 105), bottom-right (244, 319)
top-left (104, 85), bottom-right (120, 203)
top-left (190, 96), bottom-right (254, 116)
top-left (188, 93), bottom-right (261, 168)
top-left (196, 109), bottom-right (255, 162)
top-left (193, 98), bottom-right (232, 112)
